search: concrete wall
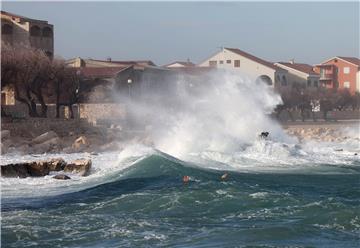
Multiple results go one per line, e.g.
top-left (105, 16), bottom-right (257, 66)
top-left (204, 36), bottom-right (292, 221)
top-left (198, 49), bottom-right (276, 84)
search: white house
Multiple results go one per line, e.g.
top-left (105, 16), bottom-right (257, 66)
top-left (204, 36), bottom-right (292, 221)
top-left (198, 47), bottom-right (287, 87)
top-left (275, 61), bottom-right (320, 89)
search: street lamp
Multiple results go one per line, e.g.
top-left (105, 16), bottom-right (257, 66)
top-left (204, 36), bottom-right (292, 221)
top-left (127, 78), bottom-right (132, 98)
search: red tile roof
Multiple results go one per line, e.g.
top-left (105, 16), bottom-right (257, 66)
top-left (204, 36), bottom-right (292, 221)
top-left (77, 66), bottom-right (130, 78)
top-left (225, 47), bottom-right (282, 71)
top-left (337, 57), bottom-right (360, 66)
top-left (277, 62), bottom-right (319, 75)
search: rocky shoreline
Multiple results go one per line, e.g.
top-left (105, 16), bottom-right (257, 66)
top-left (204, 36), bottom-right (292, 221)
top-left (1, 121), bottom-right (359, 156)
top-left (1, 121), bottom-right (358, 179)
top-left (1, 158), bottom-right (92, 179)
top-left (282, 121), bottom-right (359, 143)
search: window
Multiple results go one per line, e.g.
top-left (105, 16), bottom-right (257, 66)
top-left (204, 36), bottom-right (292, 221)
top-left (42, 27), bottom-right (53, 37)
top-left (2, 24), bottom-right (13, 35)
top-left (30, 25), bottom-right (41, 36)
top-left (343, 67), bottom-right (350, 74)
top-left (344, 82), bottom-right (350, 88)
top-left (234, 60), bottom-right (240, 67)
top-left (276, 75), bottom-right (281, 84)
top-left (219, 60), bottom-right (224, 64)
top-left (320, 68), bottom-right (325, 78)
top-left (307, 79), bottom-right (311, 87)
top-left (226, 60), bottom-right (231, 64)
top-left (313, 80), bottom-right (319, 87)
top-left (209, 60), bottom-right (217, 67)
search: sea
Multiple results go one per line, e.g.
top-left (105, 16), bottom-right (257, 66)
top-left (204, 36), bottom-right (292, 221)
top-left (1, 136), bottom-right (359, 248)
top-left (2, 71), bottom-right (360, 247)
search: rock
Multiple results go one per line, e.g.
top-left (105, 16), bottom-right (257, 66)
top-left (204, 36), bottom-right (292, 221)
top-left (72, 136), bottom-right (90, 151)
top-left (64, 158), bottom-right (92, 176)
top-left (1, 130), bottom-right (10, 140)
top-left (32, 137), bottom-right (62, 154)
top-left (53, 174), bottom-right (71, 180)
top-left (32, 131), bottom-right (58, 145)
top-left (1, 140), bottom-right (11, 154)
top-left (48, 158), bottom-right (66, 171)
top-left (1, 163), bottom-right (30, 178)
top-left (26, 161), bottom-right (50, 177)
top-left (1, 158), bottom-right (91, 178)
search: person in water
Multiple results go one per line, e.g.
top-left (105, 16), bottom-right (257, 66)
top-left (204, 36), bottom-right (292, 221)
top-left (221, 173), bottom-right (228, 181)
top-left (183, 175), bottom-right (190, 183)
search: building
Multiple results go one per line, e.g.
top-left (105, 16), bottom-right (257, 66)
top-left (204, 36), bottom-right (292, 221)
top-left (198, 47), bottom-right (287, 87)
top-left (66, 57), bottom-right (156, 68)
top-left (1, 10), bottom-right (54, 57)
top-left (275, 61), bottom-right (320, 90)
top-left (315, 56), bottom-right (360, 94)
top-left (163, 60), bottom-right (195, 68)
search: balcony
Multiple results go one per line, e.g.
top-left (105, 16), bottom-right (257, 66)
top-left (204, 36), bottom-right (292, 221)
top-left (319, 73), bottom-right (333, 80)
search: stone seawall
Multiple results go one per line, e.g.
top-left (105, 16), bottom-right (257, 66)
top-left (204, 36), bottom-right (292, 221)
top-left (1, 118), bottom-right (94, 137)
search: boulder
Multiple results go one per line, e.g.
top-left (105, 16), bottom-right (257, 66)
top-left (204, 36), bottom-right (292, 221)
top-left (32, 137), bottom-right (62, 154)
top-left (1, 158), bottom-right (92, 178)
top-left (1, 130), bottom-right (10, 140)
top-left (1, 163), bottom-right (30, 178)
top-left (72, 136), bottom-right (90, 151)
top-left (64, 158), bottom-right (92, 176)
top-left (48, 158), bottom-right (66, 171)
top-left (32, 131), bottom-right (59, 145)
top-left (53, 174), bottom-right (71, 180)
top-left (26, 161), bottom-right (49, 177)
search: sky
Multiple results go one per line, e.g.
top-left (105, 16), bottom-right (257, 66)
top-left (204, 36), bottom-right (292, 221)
top-left (2, 1), bottom-right (359, 65)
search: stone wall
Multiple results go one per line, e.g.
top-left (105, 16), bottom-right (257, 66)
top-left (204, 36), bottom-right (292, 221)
top-left (2, 103), bottom-right (78, 119)
top-left (1, 118), bottom-right (94, 138)
top-left (79, 103), bottom-right (127, 125)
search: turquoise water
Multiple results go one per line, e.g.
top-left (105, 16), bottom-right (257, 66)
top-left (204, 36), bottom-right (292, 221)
top-left (2, 153), bottom-right (360, 248)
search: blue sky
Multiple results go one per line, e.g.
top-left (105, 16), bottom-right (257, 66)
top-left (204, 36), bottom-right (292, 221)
top-left (2, 1), bottom-right (359, 65)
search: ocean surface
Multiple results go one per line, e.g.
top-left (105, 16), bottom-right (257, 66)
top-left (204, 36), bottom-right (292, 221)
top-left (2, 136), bottom-right (360, 248)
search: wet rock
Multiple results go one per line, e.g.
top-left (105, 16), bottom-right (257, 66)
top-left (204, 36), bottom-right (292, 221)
top-left (64, 158), bottom-right (92, 176)
top-left (32, 131), bottom-right (59, 145)
top-left (1, 163), bottom-right (30, 178)
top-left (53, 174), bottom-right (71, 180)
top-left (26, 161), bottom-right (50, 177)
top-left (48, 158), bottom-right (66, 171)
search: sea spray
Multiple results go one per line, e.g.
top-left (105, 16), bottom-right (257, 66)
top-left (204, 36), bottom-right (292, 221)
top-left (115, 69), bottom-right (294, 158)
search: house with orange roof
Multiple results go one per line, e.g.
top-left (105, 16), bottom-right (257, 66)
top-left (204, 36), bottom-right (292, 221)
top-left (314, 56), bottom-right (360, 94)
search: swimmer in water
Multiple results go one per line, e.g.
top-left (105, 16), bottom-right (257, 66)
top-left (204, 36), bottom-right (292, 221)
top-left (221, 173), bottom-right (228, 181)
top-left (183, 175), bottom-right (190, 183)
